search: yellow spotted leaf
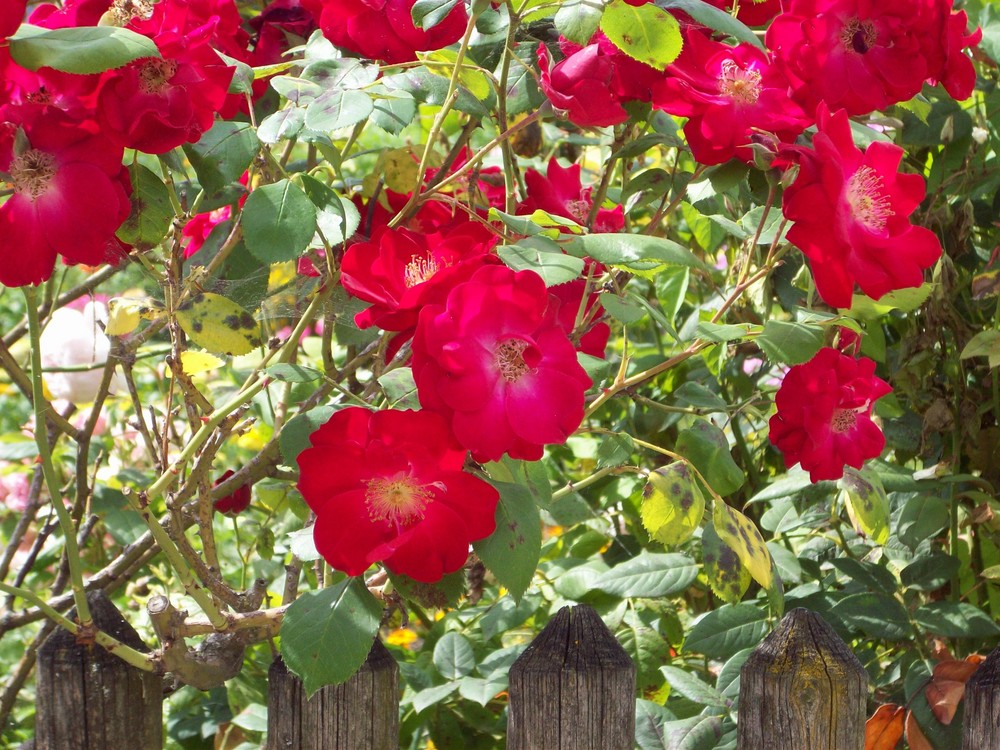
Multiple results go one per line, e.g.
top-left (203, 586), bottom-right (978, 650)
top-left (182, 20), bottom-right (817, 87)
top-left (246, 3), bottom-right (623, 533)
top-left (702, 523), bottom-right (751, 604)
top-left (175, 293), bottom-right (261, 356)
top-left (179, 350), bottom-right (225, 375)
top-left (840, 467), bottom-right (891, 544)
top-left (713, 501), bottom-right (774, 590)
top-left (382, 148), bottom-right (420, 194)
top-left (105, 297), bottom-right (164, 336)
top-left (640, 463), bottom-right (705, 547)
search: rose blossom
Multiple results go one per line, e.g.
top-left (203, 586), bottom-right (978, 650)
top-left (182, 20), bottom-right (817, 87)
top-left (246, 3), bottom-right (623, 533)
top-left (652, 28), bottom-right (811, 166)
top-left (769, 347), bottom-right (891, 482)
top-left (0, 105), bottom-right (131, 287)
top-left (412, 266), bottom-right (592, 462)
top-left (296, 407), bottom-right (500, 582)
top-left (40, 301), bottom-right (124, 404)
top-left (0, 0), bottom-right (25, 37)
top-left (780, 105), bottom-right (942, 308)
top-left (315, 0), bottom-right (467, 64)
top-left (213, 469), bottom-right (252, 514)
top-left (517, 158), bottom-right (624, 233)
top-left (537, 42), bottom-right (629, 128)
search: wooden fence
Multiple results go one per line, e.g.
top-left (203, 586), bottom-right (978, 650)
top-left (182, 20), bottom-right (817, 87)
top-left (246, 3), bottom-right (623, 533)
top-left (20, 595), bottom-right (1000, 749)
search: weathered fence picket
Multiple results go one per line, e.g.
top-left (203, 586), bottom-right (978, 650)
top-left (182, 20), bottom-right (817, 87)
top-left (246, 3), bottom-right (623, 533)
top-left (507, 604), bottom-right (636, 750)
top-left (33, 590), bottom-right (162, 750)
top-left (737, 607), bottom-right (867, 750)
top-left (266, 639), bottom-right (398, 750)
top-left (963, 645), bottom-right (1000, 749)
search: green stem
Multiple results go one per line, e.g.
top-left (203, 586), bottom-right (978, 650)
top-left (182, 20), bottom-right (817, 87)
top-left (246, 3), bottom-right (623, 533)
top-left (0, 581), bottom-right (156, 672)
top-left (22, 286), bottom-right (92, 628)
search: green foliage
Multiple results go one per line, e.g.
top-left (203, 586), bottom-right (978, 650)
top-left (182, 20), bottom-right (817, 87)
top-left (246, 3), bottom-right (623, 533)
top-left (8, 24), bottom-right (160, 74)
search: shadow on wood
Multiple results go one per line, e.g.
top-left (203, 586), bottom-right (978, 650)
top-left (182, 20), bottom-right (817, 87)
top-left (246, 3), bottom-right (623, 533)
top-left (507, 604), bottom-right (635, 750)
top-left (34, 590), bottom-right (162, 750)
top-left (737, 607), bottom-right (866, 750)
top-left (267, 639), bottom-right (398, 750)
top-left (963, 644), bottom-right (1000, 749)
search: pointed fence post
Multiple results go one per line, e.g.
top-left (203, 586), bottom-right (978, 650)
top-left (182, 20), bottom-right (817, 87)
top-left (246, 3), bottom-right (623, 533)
top-left (963, 645), bottom-right (1000, 749)
top-left (266, 639), bottom-right (398, 750)
top-left (737, 608), bottom-right (866, 750)
top-left (34, 590), bottom-right (163, 750)
top-left (507, 604), bottom-right (636, 750)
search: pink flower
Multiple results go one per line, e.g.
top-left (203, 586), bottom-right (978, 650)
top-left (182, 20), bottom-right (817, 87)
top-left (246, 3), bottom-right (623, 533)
top-left (517, 157), bottom-right (624, 233)
top-left (0, 470), bottom-right (30, 513)
top-left (316, 0), bottom-right (467, 64)
top-left (412, 266), bottom-right (592, 462)
top-left (780, 105), bottom-right (942, 308)
top-left (706, 0), bottom-right (782, 26)
top-left (297, 407), bottom-right (499, 582)
top-left (95, 0), bottom-right (235, 153)
top-left (769, 347), bottom-right (891, 482)
top-left (767, 0), bottom-right (980, 116)
top-left (0, 105), bottom-right (131, 287)
top-left (653, 29), bottom-right (811, 166)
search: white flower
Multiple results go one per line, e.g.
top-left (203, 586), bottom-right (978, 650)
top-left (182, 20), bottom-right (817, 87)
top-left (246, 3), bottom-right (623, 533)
top-left (40, 302), bottom-right (123, 405)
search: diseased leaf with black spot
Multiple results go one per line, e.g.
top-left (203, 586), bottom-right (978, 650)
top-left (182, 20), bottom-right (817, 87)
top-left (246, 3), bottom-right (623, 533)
top-left (175, 292), bottom-right (262, 356)
top-left (839, 466), bottom-right (890, 544)
top-left (702, 523), bottom-right (750, 604)
top-left (712, 501), bottom-right (773, 590)
top-left (641, 462), bottom-right (705, 547)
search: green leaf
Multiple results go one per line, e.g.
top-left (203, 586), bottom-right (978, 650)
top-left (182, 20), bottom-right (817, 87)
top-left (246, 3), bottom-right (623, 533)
top-left (659, 666), bottom-right (727, 708)
top-left (755, 320), bottom-right (824, 365)
top-left (299, 174), bottom-right (361, 246)
top-left (479, 596), bottom-right (538, 641)
top-left (117, 163), bottom-right (172, 250)
top-left (599, 292), bottom-right (647, 324)
top-left (675, 420), bottom-right (745, 496)
top-left (279, 578), bottom-right (382, 696)
top-left (674, 382), bottom-right (727, 411)
top-left (635, 699), bottom-right (676, 750)
top-left (597, 432), bottom-right (635, 470)
top-left (381, 70), bottom-right (489, 118)
top-left (258, 107), bottom-right (306, 145)
top-left (370, 90), bottom-right (418, 134)
top-left (378, 368), bottom-right (420, 409)
top-left (242, 179), bottom-right (318, 263)
top-left (473, 482), bottom-right (541, 602)
top-left (830, 593), bottom-right (911, 640)
top-left (640, 463), bottom-right (706, 547)
top-left (457, 676), bottom-right (508, 707)
top-left (845, 284), bottom-right (933, 319)
top-left (9, 24), bottom-right (160, 74)
top-left (175, 292), bottom-right (262, 356)
top-left (411, 682), bottom-right (458, 713)
top-left (713, 502), bottom-right (773, 590)
top-left (702, 523), bottom-right (751, 604)
top-left (264, 363), bottom-right (324, 383)
top-left (684, 603), bottom-right (767, 660)
top-left (913, 602), bottom-right (1000, 637)
top-left (433, 632), bottom-right (476, 680)
top-left (305, 89), bottom-right (374, 132)
top-left (592, 551), bottom-right (698, 598)
top-left (658, 0), bottom-right (763, 50)
top-left (183, 122), bottom-right (260, 198)
top-left (498, 241), bottom-right (585, 286)
top-left (280, 406), bottom-right (337, 464)
top-left (897, 494), bottom-right (949, 550)
top-left (961, 330), bottom-right (1000, 368)
top-left (411, 0), bottom-right (461, 30)
top-left (838, 467), bottom-right (890, 544)
top-left (662, 716), bottom-right (724, 750)
top-left (900, 553), bottom-right (960, 592)
top-left (620, 624), bottom-right (672, 692)
top-left (388, 570), bottom-right (467, 608)
top-left (555, 0), bottom-right (605, 45)
top-left (566, 233), bottom-right (708, 272)
top-left (695, 322), bottom-right (755, 344)
top-left (600, 0), bottom-right (683, 69)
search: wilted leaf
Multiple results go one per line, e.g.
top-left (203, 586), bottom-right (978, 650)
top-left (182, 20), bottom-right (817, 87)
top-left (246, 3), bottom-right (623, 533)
top-left (905, 710), bottom-right (934, 750)
top-left (925, 658), bottom-right (981, 725)
top-left (865, 704), bottom-right (904, 750)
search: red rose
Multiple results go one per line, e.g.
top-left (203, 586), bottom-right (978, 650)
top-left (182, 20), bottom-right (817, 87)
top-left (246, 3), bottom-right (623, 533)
top-left (652, 29), bottom-right (811, 166)
top-left (517, 157), bottom-right (624, 233)
top-left (0, 105), bottom-right (131, 287)
top-left (316, 0), bottom-right (467, 64)
top-left (550, 276), bottom-right (610, 359)
top-left (213, 469), bottom-right (252, 514)
top-left (0, 0), bottom-right (26, 38)
top-left (769, 347), bottom-right (891, 482)
top-left (537, 42), bottom-right (629, 128)
top-left (340, 223), bottom-right (499, 334)
top-left (296, 407), bottom-right (499, 583)
top-left (781, 105), bottom-right (942, 308)
top-left (412, 266), bottom-right (592, 462)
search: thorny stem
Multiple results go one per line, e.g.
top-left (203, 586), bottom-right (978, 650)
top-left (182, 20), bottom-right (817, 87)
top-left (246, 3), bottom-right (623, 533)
top-left (22, 286), bottom-right (92, 628)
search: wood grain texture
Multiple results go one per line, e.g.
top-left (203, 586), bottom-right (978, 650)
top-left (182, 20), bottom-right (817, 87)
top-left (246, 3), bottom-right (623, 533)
top-left (266, 639), bottom-right (398, 750)
top-left (963, 645), bottom-right (1000, 749)
top-left (34, 591), bottom-right (162, 750)
top-left (737, 608), bottom-right (866, 750)
top-left (507, 604), bottom-right (636, 750)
